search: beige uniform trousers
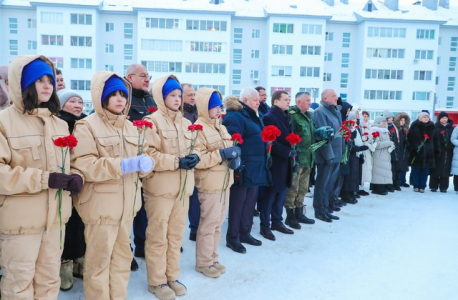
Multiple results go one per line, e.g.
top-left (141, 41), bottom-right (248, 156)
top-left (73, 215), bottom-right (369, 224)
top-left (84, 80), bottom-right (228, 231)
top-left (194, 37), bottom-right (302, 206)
top-left (144, 192), bottom-right (189, 286)
top-left (285, 167), bottom-right (311, 209)
top-left (83, 222), bottom-right (133, 300)
top-left (196, 192), bottom-right (229, 267)
top-left (0, 227), bottom-right (62, 300)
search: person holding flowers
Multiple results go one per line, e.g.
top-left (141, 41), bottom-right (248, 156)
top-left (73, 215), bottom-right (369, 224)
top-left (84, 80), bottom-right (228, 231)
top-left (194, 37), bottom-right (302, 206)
top-left (223, 87), bottom-right (269, 254)
top-left (359, 110), bottom-right (375, 195)
top-left (407, 112), bottom-right (440, 193)
top-left (393, 112), bottom-right (411, 188)
top-left (142, 75), bottom-right (200, 300)
top-left (70, 71), bottom-right (154, 300)
top-left (193, 88), bottom-right (241, 278)
top-left (0, 55), bottom-right (82, 299)
top-left (370, 116), bottom-right (394, 195)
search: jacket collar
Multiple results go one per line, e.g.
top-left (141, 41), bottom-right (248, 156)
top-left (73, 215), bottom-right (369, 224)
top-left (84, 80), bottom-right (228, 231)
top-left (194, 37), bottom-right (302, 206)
top-left (320, 100), bottom-right (341, 121)
top-left (131, 86), bottom-right (147, 99)
top-left (183, 102), bottom-right (197, 113)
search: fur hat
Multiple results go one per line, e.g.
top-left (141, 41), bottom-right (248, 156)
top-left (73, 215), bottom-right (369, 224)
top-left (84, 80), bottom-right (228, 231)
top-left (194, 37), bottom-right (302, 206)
top-left (417, 112), bottom-right (430, 120)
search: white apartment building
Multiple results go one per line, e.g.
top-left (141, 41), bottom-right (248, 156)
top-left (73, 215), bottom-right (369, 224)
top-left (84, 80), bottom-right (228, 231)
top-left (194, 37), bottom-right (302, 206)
top-left (0, 0), bottom-right (457, 120)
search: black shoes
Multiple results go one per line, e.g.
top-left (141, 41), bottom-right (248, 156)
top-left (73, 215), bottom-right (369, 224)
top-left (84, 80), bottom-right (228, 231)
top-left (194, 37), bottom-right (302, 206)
top-left (295, 206), bottom-right (315, 224)
top-left (260, 228), bottom-right (276, 241)
top-left (401, 183), bottom-right (410, 188)
top-left (358, 190), bottom-right (369, 196)
top-left (315, 212), bottom-right (332, 223)
top-left (440, 190), bottom-right (447, 193)
top-left (372, 190), bottom-right (388, 196)
top-left (131, 258), bottom-right (139, 272)
top-left (387, 188), bottom-right (395, 193)
top-left (271, 223), bottom-right (294, 235)
top-left (240, 235), bottom-right (262, 246)
top-left (329, 205), bottom-right (341, 212)
top-left (342, 197), bottom-right (358, 204)
top-left (285, 208), bottom-right (301, 229)
top-left (326, 212), bottom-right (339, 220)
top-left (189, 233), bottom-right (196, 241)
top-left (394, 187), bottom-right (402, 191)
top-left (431, 189), bottom-right (437, 192)
top-left (254, 210), bottom-right (260, 217)
top-left (226, 241), bottom-right (246, 254)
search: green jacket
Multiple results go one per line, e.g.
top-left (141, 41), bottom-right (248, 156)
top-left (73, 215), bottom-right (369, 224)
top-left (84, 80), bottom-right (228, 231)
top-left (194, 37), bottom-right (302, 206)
top-left (289, 105), bottom-right (315, 168)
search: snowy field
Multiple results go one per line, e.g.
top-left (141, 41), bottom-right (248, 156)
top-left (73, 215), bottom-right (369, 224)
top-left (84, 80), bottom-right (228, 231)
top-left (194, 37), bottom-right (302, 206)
top-left (58, 183), bottom-right (458, 300)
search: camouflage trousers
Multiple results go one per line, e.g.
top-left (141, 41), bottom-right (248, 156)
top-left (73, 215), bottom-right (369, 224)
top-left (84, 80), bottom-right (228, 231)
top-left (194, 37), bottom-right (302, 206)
top-left (285, 167), bottom-right (311, 209)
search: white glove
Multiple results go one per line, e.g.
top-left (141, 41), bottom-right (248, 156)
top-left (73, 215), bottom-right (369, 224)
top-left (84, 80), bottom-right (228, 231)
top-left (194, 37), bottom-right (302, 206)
top-left (388, 146), bottom-right (393, 153)
top-left (121, 155), bottom-right (154, 174)
top-left (372, 142), bottom-right (377, 150)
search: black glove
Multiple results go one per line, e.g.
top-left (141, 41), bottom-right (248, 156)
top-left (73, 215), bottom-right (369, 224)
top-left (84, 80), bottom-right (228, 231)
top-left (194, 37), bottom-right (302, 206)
top-left (186, 154), bottom-right (200, 169)
top-left (359, 145), bottom-right (369, 152)
top-left (359, 155), bottom-right (365, 165)
top-left (289, 149), bottom-right (297, 158)
top-left (292, 163), bottom-right (299, 173)
top-left (48, 173), bottom-right (72, 190)
top-left (267, 156), bottom-right (273, 168)
top-left (219, 146), bottom-right (241, 162)
top-left (67, 174), bottom-right (83, 197)
top-left (228, 157), bottom-right (241, 170)
top-left (233, 169), bottom-right (243, 185)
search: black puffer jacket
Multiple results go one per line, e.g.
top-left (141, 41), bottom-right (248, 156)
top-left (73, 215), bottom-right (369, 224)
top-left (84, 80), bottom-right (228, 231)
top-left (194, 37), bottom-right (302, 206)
top-left (58, 110), bottom-right (87, 133)
top-left (393, 112), bottom-right (411, 171)
top-left (128, 87), bottom-right (156, 121)
top-left (407, 120), bottom-right (440, 168)
top-left (431, 119), bottom-right (454, 177)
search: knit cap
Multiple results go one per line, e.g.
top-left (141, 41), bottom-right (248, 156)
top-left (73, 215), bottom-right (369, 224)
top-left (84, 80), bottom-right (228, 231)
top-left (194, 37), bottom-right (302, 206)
top-left (347, 112), bottom-right (357, 121)
top-left (438, 111), bottom-right (449, 120)
top-left (374, 116), bottom-right (386, 124)
top-left (102, 75), bottom-right (129, 104)
top-left (208, 92), bottom-right (223, 110)
top-left (382, 110), bottom-right (394, 119)
top-left (417, 112), bottom-right (430, 120)
top-left (162, 78), bottom-right (182, 100)
top-left (57, 89), bottom-right (82, 108)
top-left (21, 59), bottom-right (55, 91)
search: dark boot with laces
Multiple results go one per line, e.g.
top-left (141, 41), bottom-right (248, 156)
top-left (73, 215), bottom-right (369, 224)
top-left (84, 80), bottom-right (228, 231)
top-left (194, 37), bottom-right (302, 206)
top-left (285, 208), bottom-right (301, 229)
top-left (295, 206), bottom-right (315, 224)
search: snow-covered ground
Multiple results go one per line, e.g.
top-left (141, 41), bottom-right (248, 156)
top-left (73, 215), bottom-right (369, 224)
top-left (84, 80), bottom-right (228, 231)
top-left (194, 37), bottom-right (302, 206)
top-left (58, 184), bottom-right (458, 300)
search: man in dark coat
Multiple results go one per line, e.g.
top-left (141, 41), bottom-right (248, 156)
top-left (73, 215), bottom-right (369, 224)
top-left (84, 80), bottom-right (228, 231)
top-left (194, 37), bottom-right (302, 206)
top-left (313, 89), bottom-right (343, 223)
top-left (259, 91), bottom-right (296, 241)
top-left (223, 88), bottom-right (270, 254)
top-left (393, 112), bottom-right (411, 188)
top-left (430, 111), bottom-right (455, 192)
top-left (126, 64), bottom-right (156, 269)
top-left (255, 86), bottom-right (270, 116)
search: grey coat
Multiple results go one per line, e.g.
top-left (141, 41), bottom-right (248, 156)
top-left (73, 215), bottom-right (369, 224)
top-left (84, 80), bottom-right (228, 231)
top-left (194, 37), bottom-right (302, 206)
top-left (450, 126), bottom-right (458, 175)
top-left (371, 125), bottom-right (393, 184)
top-left (313, 101), bottom-right (344, 163)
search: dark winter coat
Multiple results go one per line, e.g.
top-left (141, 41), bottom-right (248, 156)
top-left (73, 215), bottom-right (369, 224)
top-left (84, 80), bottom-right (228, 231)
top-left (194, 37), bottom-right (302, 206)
top-left (387, 122), bottom-right (401, 165)
top-left (258, 101), bottom-right (270, 116)
top-left (263, 105), bottom-right (294, 192)
top-left (431, 119), bottom-right (454, 177)
top-left (128, 87), bottom-right (156, 121)
top-left (407, 120), bottom-right (440, 168)
top-left (393, 112), bottom-right (410, 172)
top-left (58, 110), bottom-right (87, 133)
top-left (342, 130), bottom-right (365, 193)
top-left (183, 102), bottom-right (198, 124)
top-left (223, 97), bottom-right (270, 188)
top-left (313, 101), bottom-right (344, 164)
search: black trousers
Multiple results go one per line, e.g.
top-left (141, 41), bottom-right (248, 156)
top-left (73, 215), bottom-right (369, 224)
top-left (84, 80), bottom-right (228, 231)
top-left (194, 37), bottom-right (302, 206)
top-left (226, 186), bottom-right (259, 244)
top-left (429, 175), bottom-right (450, 191)
top-left (62, 207), bottom-right (86, 260)
top-left (454, 175), bottom-right (458, 191)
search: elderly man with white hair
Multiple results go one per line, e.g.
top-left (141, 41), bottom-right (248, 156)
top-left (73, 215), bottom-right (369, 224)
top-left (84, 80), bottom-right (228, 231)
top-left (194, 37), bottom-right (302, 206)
top-left (222, 88), bottom-right (270, 254)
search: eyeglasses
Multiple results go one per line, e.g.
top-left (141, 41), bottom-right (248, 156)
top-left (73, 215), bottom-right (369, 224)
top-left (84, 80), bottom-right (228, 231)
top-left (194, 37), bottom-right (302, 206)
top-left (131, 73), bottom-right (152, 80)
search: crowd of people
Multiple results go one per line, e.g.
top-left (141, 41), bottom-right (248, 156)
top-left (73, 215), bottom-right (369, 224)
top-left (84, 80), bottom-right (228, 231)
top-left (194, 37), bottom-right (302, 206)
top-left (0, 55), bottom-right (456, 300)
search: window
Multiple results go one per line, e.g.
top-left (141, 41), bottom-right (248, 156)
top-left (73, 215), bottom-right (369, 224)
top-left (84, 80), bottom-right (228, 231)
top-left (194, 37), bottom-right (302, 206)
top-left (448, 77), bottom-right (456, 91)
top-left (185, 63), bottom-right (226, 74)
top-left (446, 97), bottom-right (454, 109)
top-left (251, 50), bottom-right (259, 59)
top-left (193, 85), bottom-right (226, 95)
top-left (141, 61), bottom-right (182, 73)
top-left (234, 28), bottom-right (243, 43)
top-left (368, 27), bottom-right (406, 38)
top-left (273, 23), bottom-right (294, 34)
top-left (416, 29), bottom-right (435, 40)
top-left (340, 93), bottom-right (347, 102)
top-left (189, 41), bottom-right (222, 52)
top-left (364, 90), bottom-right (402, 100)
top-left (250, 70), bottom-right (259, 80)
top-left (232, 90), bottom-right (241, 95)
top-left (342, 33), bottom-right (350, 48)
top-left (365, 69), bottom-right (404, 80)
top-left (271, 87), bottom-right (292, 95)
top-left (28, 40), bottom-right (37, 50)
top-left (27, 18), bottom-right (36, 28)
top-left (106, 22), bottom-right (114, 32)
top-left (124, 23), bottom-right (133, 39)
top-left (105, 44), bottom-right (114, 53)
top-left (141, 39), bottom-right (182, 51)
top-left (325, 32), bottom-right (334, 41)
top-left (299, 88), bottom-right (319, 99)
top-left (41, 35), bottom-right (63, 46)
top-left (272, 66), bottom-right (292, 77)
top-left (414, 71), bottom-right (432, 81)
top-left (449, 57), bottom-right (457, 72)
top-left (412, 91), bottom-right (430, 101)
top-left (40, 12), bottom-right (63, 24)
top-left (340, 73), bottom-right (348, 88)
top-left (232, 70), bottom-right (241, 84)
top-left (9, 18), bottom-right (18, 34)
top-left (124, 44), bottom-right (133, 60)
top-left (451, 37), bottom-right (458, 52)
top-left (233, 49), bottom-right (242, 64)
top-left (105, 65), bottom-right (114, 71)
top-left (300, 67), bottom-right (320, 77)
top-left (323, 73), bottom-right (332, 81)
top-left (70, 14), bottom-right (92, 25)
top-left (302, 24), bottom-right (322, 34)
top-left (370, 111), bottom-right (384, 120)
top-left (71, 58), bottom-right (92, 69)
top-left (438, 57), bottom-right (441, 65)
top-left (436, 76), bottom-right (439, 85)
top-left (324, 53), bottom-right (333, 61)
top-left (272, 45), bottom-right (293, 55)
top-left (144, 18), bottom-right (180, 29)
top-left (252, 29), bottom-right (260, 38)
top-left (341, 53), bottom-right (349, 68)
top-left (185, 20), bottom-right (226, 31)
top-left (70, 80), bottom-right (91, 91)
top-left (415, 50), bottom-right (434, 60)
top-left (70, 36), bottom-right (92, 47)
top-left (46, 57), bottom-right (62, 68)
top-left (301, 45), bottom-right (321, 55)
top-left (9, 40), bottom-right (18, 56)
top-left (367, 48), bottom-right (405, 58)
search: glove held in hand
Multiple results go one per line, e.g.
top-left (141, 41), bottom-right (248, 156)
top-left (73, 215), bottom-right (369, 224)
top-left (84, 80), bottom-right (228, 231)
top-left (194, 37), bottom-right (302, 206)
top-left (121, 155), bottom-right (154, 174)
top-left (48, 173), bottom-right (72, 190)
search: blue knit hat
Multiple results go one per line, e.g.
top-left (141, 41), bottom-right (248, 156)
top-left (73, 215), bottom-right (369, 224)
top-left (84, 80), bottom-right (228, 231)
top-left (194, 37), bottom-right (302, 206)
top-left (162, 78), bottom-right (182, 100)
top-left (208, 92), bottom-right (223, 110)
top-left (102, 75), bottom-right (129, 104)
top-left (21, 59), bottom-right (55, 91)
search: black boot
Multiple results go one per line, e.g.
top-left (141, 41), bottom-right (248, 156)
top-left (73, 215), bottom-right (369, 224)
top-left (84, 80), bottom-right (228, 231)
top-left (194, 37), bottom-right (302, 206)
top-left (285, 208), bottom-right (301, 229)
top-left (295, 206), bottom-right (315, 224)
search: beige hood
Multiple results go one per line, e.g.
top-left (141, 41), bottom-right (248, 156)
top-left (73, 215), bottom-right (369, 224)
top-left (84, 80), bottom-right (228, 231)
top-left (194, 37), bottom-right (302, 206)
top-left (196, 87), bottom-right (223, 121)
top-left (151, 74), bottom-right (182, 115)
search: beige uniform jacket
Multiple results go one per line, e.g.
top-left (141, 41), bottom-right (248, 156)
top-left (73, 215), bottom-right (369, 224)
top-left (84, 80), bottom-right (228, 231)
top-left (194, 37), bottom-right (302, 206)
top-left (143, 75), bottom-right (200, 199)
top-left (194, 88), bottom-right (234, 193)
top-left (0, 55), bottom-right (71, 235)
top-left (70, 71), bottom-right (149, 225)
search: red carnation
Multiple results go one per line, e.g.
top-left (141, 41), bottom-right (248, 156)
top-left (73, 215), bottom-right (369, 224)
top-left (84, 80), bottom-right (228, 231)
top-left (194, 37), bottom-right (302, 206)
top-left (405, 130), bottom-right (409, 134)
top-left (390, 127), bottom-right (395, 133)
top-left (54, 135), bottom-right (78, 150)
top-left (148, 107), bottom-right (157, 113)
top-left (424, 134), bottom-right (430, 139)
top-left (339, 125), bottom-right (351, 142)
top-left (230, 133), bottom-right (244, 145)
top-left (286, 133), bottom-right (302, 146)
top-left (261, 125), bottom-right (281, 143)
top-left (133, 120), bottom-right (153, 130)
top-left (441, 130), bottom-right (445, 134)
top-left (372, 131), bottom-right (380, 139)
top-left (188, 124), bottom-right (204, 132)
top-left (363, 126), bottom-right (368, 129)
top-left (364, 132), bottom-right (369, 136)
top-left (220, 113), bottom-right (226, 119)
